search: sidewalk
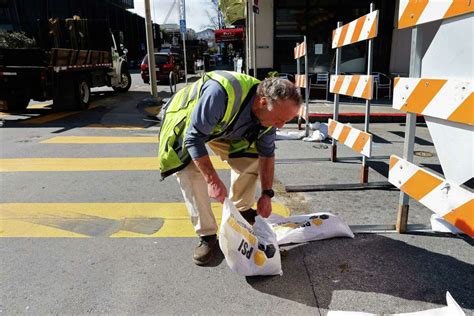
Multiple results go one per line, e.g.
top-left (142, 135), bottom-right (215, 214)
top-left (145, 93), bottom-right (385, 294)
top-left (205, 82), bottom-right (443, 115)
top-left (269, 121), bottom-right (473, 314)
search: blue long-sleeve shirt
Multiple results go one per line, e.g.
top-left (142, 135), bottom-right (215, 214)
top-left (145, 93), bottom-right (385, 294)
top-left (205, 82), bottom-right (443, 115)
top-left (185, 79), bottom-right (276, 160)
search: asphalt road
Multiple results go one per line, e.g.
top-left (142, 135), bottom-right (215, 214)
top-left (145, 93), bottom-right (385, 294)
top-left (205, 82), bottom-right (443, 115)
top-left (1, 73), bottom-right (473, 315)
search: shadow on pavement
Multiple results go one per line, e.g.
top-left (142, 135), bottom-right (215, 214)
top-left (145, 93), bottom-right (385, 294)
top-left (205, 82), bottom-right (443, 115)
top-left (246, 234), bottom-right (474, 310)
top-left (2, 91), bottom-right (171, 130)
top-left (389, 131), bottom-right (434, 146)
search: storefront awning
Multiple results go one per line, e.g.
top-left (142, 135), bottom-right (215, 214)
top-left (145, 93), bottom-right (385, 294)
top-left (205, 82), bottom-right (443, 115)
top-left (214, 28), bottom-right (244, 43)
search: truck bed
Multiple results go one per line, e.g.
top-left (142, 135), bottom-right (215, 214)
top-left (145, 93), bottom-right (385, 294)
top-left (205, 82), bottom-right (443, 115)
top-left (0, 48), bottom-right (112, 70)
top-left (0, 48), bottom-right (47, 67)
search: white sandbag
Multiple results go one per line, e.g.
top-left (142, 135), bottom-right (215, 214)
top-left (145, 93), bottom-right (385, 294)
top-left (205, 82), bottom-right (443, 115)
top-left (303, 130), bottom-right (327, 142)
top-left (303, 122), bottom-right (328, 142)
top-left (328, 292), bottom-right (464, 316)
top-left (219, 198), bottom-right (282, 276)
top-left (276, 130), bottom-right (306, 140)
top-left (267, 212), bottom-right (354, 245)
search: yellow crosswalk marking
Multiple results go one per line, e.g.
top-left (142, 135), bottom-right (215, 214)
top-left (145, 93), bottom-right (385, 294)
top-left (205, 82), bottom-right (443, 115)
top-left (0, 156), bottom-right (229, 172)
top-left (0, 203), bottom-right (290, 237)
top-left (41, 136), bottom-right (158, 144)
top-left (27, 103), bottom-right (52, 109)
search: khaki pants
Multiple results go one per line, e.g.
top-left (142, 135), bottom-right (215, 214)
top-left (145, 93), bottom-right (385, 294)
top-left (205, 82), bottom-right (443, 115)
top-left (175, 139), bottom-right (259, 236)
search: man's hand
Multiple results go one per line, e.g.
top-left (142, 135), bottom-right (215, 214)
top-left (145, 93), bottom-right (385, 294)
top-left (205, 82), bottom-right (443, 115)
top-left (257, 195), bottom-right (272, 218)
top-left (207, 177), bottom-right (227, 203)
top-left (193, 155), bottom-right (228, 204)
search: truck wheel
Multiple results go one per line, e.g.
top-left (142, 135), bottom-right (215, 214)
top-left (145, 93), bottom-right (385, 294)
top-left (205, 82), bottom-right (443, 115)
top-left (1, 97), bottom-right (30, 112)
top-left (76, 79), bottom-right (91, 110)
top-left (113, 71), bottom-right (132, 92)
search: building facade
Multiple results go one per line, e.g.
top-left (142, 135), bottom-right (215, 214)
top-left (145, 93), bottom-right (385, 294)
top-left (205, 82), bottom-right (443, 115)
top-left (237, 0), bottom-right (434, 79)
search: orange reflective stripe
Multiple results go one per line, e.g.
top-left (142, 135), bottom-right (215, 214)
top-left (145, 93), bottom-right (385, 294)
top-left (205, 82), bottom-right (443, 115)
top-left (361, 77), bottom-right (372, 100)
top-left (368, 17), bottom-right (377, 38)
top-left (346, 75), bottom-right (360, 97)
top-left (399, 0), bottom-right (429, 29)
top-left (443, 0), bottom-right (474, 20)
top-left (447, 92), bottom-right (474, 125)
top-left (328, 120), bottom-right (337, 136)
top-left (389, 156), bottom-right (399, 171)
top-left (295, 75), bottom-right (306, 88)
top-left (401, 79), bottom-right (446, 113)
top-left (337, 24), bottom-right (349, 47)
top-left (443, 199), bottom-right (474, 237)
top-left (338, 125), bottom-right (351, 143)
top-left (333, 76), bottom-right (344, 93)
top-left (400, 170), bottom-right (443, 201)
top-left (350, 16), bottom-right (366, 44)
top-left (351, 132), bottom-right (369, 153)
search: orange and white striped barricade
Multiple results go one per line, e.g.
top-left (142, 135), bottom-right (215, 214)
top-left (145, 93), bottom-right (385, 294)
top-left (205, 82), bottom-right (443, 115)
top-left (286, 3), bottom-right (393, 193)
top-left (330, 5), bottom-right (378, 185)
top-left (294, 38), bottom-right (310, 136)
top-left (389, 156), bottom-right (473, 237)
top-left (390, 0), bottom-right (473, 235)
top-left (328, 119), bottom-right (372, 157)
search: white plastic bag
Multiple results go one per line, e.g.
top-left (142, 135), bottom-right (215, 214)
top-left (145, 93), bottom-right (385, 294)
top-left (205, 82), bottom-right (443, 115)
top-left (327, 292), bottom-right (464, 316)
top-left (219, 198), bottom-right (282, 276)
top-left (267, 212), bottom-right (354, 245)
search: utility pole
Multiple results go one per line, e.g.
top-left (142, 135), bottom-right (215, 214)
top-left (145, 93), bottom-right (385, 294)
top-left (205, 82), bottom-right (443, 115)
top-left (245, 0), bottom-right (249, 74)
top-left (252, 0), bottom-right (258, 78)
top-left (179, 0), bottom-right (188, 85)
top-left (144, 0), bottom-right (158, 98)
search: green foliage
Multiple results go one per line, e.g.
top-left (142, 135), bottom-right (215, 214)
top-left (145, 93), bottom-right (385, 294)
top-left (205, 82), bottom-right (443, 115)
top-left (0, 30), bottom-right (37, 48)
top-left (209, 47), bottom-right (218, 54)
top-left (267, 71), bottom-right (279, 78)
top-left (160, 30), bottom-right (173, 44)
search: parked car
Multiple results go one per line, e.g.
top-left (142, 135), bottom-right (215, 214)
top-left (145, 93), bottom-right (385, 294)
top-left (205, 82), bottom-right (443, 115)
top-left (140, 52), bottom-right (185, 84)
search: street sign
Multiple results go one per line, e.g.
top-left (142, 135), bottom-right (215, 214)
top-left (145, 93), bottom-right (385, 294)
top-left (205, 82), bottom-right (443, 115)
top-left (179, 0), bottom-right (186, 20)
top-left (179, 19), bottom-right (186, 33)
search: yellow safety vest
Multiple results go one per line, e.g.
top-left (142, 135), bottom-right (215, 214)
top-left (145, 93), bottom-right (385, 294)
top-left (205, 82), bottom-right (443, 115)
top-left (158, 71), bottom-right (270, 179)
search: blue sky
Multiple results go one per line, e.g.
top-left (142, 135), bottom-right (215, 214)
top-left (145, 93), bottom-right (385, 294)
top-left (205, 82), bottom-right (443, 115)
top-left (129, 0), bottom-right (217, 32)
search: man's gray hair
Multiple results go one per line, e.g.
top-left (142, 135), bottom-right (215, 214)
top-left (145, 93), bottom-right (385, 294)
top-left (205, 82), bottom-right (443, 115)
top-left (256, 77), bottom-right (303, 110)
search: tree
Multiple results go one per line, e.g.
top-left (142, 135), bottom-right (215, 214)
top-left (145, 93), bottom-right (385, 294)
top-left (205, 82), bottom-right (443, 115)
top-left (201, 0), bottom-right (224, 30)
top-left (0, 30), bottom-right (37, 48)
top-left (161, 29), bottom-right (173, 44)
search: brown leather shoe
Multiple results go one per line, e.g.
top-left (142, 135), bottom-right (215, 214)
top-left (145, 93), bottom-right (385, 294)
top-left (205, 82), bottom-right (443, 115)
top-left (193, 234), bottom-right (218, 266)
top-left (240, 208), bottom-right (257, 225)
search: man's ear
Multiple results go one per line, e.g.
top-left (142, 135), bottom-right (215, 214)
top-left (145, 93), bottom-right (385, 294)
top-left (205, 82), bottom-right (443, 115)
top-left (258, 96), bottom-right (267, 109)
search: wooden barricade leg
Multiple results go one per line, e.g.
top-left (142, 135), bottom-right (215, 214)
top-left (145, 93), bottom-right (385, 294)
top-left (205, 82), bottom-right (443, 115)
top-left (396, 205), bottom-right (409, 233)
top-left (331, 144), bottom-right (337, 162)
top-left (360, 164), bottom-right (369, 183)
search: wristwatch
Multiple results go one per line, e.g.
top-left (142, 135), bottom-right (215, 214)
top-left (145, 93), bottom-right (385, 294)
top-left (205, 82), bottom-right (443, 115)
top-left (262, 189), bottom-right (275, 198)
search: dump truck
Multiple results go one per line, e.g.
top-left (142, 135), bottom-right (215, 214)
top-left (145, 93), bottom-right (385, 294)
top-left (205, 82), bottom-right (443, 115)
top-left (0, 18), bottom-right (131, 111)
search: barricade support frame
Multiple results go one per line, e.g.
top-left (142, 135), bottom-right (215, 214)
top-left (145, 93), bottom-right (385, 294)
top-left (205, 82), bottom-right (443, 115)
top-left (396, 26), bottom-right (422, 233)
top-left (294, 37), bottom-right (310, 136)
top-left (286, 3), bottom-right (391, 193)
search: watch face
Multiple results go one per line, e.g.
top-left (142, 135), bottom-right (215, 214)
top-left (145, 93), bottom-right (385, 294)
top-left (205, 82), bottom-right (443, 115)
top-left (263, 189), bottom-right (274, 198)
